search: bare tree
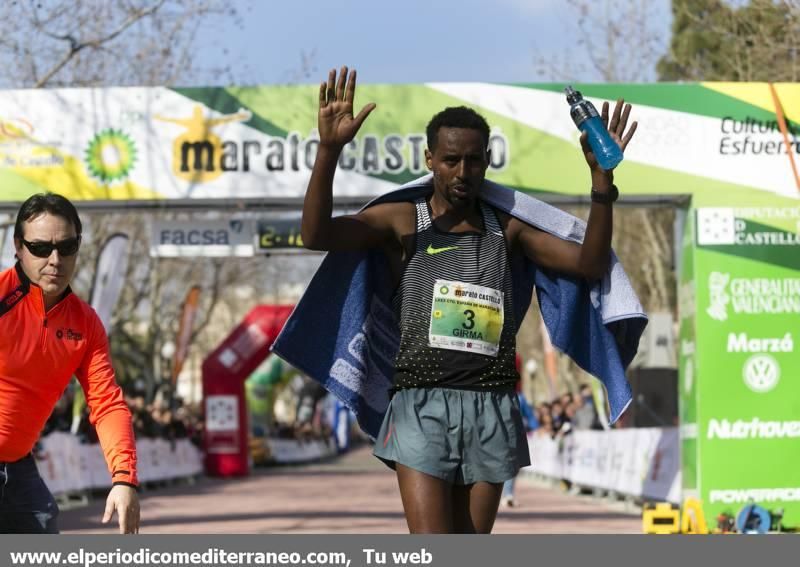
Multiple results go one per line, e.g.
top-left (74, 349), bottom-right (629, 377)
top-left (533, 0), bottom-right (668, 83)
top-left (0, 0), bottom-right (250, 88)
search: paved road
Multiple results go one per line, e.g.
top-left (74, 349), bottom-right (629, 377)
top-left (60, 445), bottom-right (641, 534)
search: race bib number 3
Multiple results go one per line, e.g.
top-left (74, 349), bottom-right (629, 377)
top-left (429, 279), bottom-right (504, 357)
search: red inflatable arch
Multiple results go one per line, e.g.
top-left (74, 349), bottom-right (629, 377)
top-left (201, 304), bottom-right (293, 477)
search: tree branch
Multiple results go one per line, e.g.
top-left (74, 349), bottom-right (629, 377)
top-left (34, 0), bottom-right (167, 87)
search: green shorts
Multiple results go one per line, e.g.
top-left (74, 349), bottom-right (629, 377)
top-left (372, 387), bottom-right (530, 485)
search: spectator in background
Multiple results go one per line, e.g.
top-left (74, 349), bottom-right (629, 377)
top-left (43, 388), bottom-right (203, 449)
top-left (556, 404), bottom-right (576, 439)
top-left (550, 400), bottom-right (565, 432)
top-left (536, 410), bottom-right (554, 438)
top-left (130, 394), bottom-right (160, 439)
top-left (572, 383), bottom-right (600, 430)
top-left (294, 376), bottom-right (329, 439)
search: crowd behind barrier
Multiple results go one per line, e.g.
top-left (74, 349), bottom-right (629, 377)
top-left (34, 383), bottom-right (206, 496)
top-left (42, 384), bottom-right (206, 449)
top-left (36, 375), bottom-right (353, 498)
top-left (532, 384), bottom-right (607, 438)
top-left (35, 432), bottom-right (203, 496)
top-left (524, 427), bottom-right (681, 504)
top-left (523, 381), bottom-right (681, 504)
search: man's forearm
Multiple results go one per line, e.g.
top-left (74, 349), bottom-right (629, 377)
top-left (579, 171), bottom-right (614, 280)
top-left (95, 407), bottom-right (139, 487)
top-left (301, 144), bottom-right (341, 248)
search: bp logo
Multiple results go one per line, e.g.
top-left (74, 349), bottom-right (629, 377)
top-left (742, 354), bottom-right (780, 393)
top-left (85, 128), bottom-right (137, 183)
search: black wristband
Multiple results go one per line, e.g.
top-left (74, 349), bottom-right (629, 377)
top-left (591, 184), bottom-right (619, 204)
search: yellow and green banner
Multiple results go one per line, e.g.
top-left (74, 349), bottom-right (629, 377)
top-left (0, 82), bottom-right (798, 206)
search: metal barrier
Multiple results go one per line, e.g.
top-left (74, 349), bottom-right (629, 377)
top-left (523, 427), bottom-right (681, 503)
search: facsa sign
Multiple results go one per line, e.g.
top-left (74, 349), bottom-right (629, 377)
top-left (150, 219), bottom-right (254, 257)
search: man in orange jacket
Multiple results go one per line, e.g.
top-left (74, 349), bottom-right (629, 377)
top-left (0, 193), bottom-right (139, 534)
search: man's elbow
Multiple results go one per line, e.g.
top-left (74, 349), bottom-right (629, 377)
top-left (580, 258), bottom-right (610, 281)
top-left (300, 226), bottom-right (327, 251)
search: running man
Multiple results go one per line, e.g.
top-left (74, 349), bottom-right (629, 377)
top-left (0, 193), bottom-right (140, 534)
top-left (300, 67), bottom-right (637, 533)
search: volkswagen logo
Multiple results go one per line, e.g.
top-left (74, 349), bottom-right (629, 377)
top-left (742, 354), bottom-right (780, 393)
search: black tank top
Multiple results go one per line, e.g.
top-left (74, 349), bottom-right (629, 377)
top-left (392, 197), bottom-right (518, 390)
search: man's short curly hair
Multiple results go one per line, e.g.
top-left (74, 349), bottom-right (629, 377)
top-left (426, 106), bottom-right (490, 152)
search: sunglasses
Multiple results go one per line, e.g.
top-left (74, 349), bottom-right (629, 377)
top-left (20, 237), bottom-right (81, 258)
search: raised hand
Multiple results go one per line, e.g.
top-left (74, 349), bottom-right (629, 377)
top-left (580, 99), bottom-right (637, 174)
top-left (318, 66), bottom-right (376, 150)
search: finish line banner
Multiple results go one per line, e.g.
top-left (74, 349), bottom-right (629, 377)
top-left (0, 535), bottom-right (790, 567)
top-left (0, 83), bottom-right (798, 207)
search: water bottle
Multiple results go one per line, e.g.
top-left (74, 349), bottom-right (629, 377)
top-left (565, 86), bottom-right (623, 170)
